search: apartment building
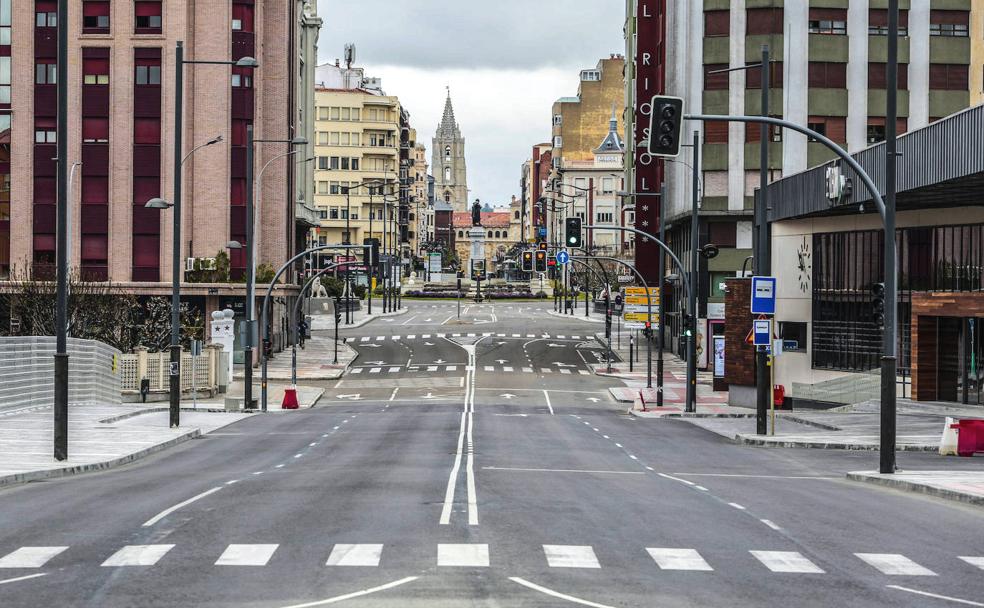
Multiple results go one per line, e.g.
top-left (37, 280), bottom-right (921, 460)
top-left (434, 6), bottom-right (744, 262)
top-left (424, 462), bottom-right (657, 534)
top-left (3, 1), bottom-right (316, 295)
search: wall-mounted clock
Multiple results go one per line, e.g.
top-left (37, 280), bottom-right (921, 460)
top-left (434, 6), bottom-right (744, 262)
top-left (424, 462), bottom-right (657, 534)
top-left (797, 236), bottom-right (812, 293)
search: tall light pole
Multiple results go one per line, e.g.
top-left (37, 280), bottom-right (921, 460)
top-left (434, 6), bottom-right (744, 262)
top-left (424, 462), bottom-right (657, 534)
top-left (881, 0), bottom-right (899, 474)
top-left (244, 131), bottom-right (306, 409)
top-left (53, 0), bottom-right (68, 460)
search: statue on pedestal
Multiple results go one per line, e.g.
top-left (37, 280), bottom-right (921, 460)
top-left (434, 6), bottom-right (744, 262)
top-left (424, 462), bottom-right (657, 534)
top-left (472, 199), bottom-right (482, 227)
top-left (311, 277), bottom-right (328, 298)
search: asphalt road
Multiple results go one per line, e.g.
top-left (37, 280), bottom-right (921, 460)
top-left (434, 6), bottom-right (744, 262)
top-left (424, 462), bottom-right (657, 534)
top-left (1, 300), bottom-right (983, 607)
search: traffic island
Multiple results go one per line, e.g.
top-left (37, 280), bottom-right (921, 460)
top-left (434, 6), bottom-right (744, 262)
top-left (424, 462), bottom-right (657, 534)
top-left (847, 470), bottom-right (984, 507)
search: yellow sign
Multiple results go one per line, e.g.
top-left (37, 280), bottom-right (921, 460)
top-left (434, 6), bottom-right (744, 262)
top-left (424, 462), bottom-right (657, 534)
top-left (623, 312), bottom-right (661, 323)
top-left (624, 295), bottom-right (660, 306)
top-left (624, 287), bottom-right (660, 296)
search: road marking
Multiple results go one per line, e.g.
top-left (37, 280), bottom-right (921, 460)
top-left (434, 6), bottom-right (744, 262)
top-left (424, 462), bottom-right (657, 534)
top-left (509, 577), bottom-right (616, 608)
top-left (216, 544), bottom-right (279, 566)
top-left (253, 471), bottom-right (264, 475)
top-left (326, 544), bottom-right (383, 567)
top-left (389, 387), bottom-right (399, 402)
top-left (406, 335), bottom-right (416, 340)
top-left (349, 368), bottom-right (363, 374)
top-left (657, 473), bottom-right (695, 486)
top-left (560, 369), bottom-right (572, 374)
top-left (275, 577), bottom-right (419, 608)
top-left (309, 443), bottom-right (317, 447)
top-left (579, 370), bottom-right (591, 375)
top-left (275, 464), bottom-right (285, 468)
top-left (446, 365), bottom-right (457, 371)
top-left (294, 454), bottom-right (303, 458)
top-left (483, 466), bottom-right (643, 475)
top-left (671, 473), bottom-right (839, 480)
top-left (523, 367), bottom-right (533, 373)
top-left (760, 519), bottom-right (781, 531)
top-left (391, 336), bottom-right (400, 341)
top-left (142, 487), bottom-right (222, 527)
top-left (225, 479), bottom-right (240, 485)
top-left (437, 544), bottom-right (489, 567)
top-left (542, 390), bottom-right (554, 415)
top-left (0, 547), bottom-right (67, 568)
top-left (750, 551), bottom-right (824, 574)
top-left (959, 556), bottom-right (984, 570)
top-left (503, 366), bottom-right (513, 372)
top-left (375, 337), bottom-right (385, 341)
top-left (855, 553), bottom-right (936, 576)
top-left (102, 545), bottom-right (175, 567)
top-left (369, 368), bottom-right (381, 374)
top-left (0, 573), bottom-right (48, 586)
top-left (428, 366), bottom-right (438, 372)
top-left (614, 443), bottom-right (622, 448)
top-left (729, 503), bottom-right (746, 510)
top-left (439, 412), bottom-right (467, 526)
top-left (694, 485), bottom-right (709, 491)
top-left (886, 585), bottom-right (984, 607)
top-left (647, 548), bottom-right (713, 571)
top-left (360, 337), bottom-right (369, 342)
top-left (422, 334), bottom-right (431, 339)
top-left (484, 365), bottom-right (494, 371)
top-left (543, 545), bottom-right (601, 569)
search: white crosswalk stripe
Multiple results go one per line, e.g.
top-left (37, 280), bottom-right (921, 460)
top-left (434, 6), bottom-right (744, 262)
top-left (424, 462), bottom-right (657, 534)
top-left (350, 368), bottom-right (363, 374)
top-left (326, 544), bottom-right (383, 567)
top-left (579, 370), bottom-right (591, 375)
top-left (503, 366), bottom-right (513, 372)
top-left (647, 548), bottom-right (713, 571)
top-left (0, 547), bottom-right (68, 568)
top-left (375, 336), bottom-right (385, 341)
top-left (388, 367), bottom-right (401, 373)
top-left (855, 553), bottom-right (936, 576)
top-left (484, 366), bottom-right (494, 372)
top-left (543, 545), bottom-right (600, 569)
top-left (422, 334), bottom-right (431, 339)
top-left (406, 335), bottom-right (415, 340)
top-left (438, 544), bottom-right (489, 567)
top-left (526, 334), bottom-right (535, 338)
top-left (750, 551), bottom-right (824, 574)
top-left (391, 336), bottom-right (399, 341)
top-left (216, 544), bottom-right (278, 566)
top-left (102, 545), bottom-right (175, 567)
top-left (959, 556), bottom-right (984, 570)
top-left (427, 366), bottom-right (438, 372)
top-left (523, 367), bottom-right (534, 373)
top-left (446, 366), bottom-right (457, 372)
top-left (512, 334), bottom-right (520, 337)
top-left (369, 368), bottom-right (381, 374)
top-left (560, 369), bottom-right (572, 375)
top-left (541, 368), bottom-right (552, 373)
top-left (360, 337), bottom-right (369, 342)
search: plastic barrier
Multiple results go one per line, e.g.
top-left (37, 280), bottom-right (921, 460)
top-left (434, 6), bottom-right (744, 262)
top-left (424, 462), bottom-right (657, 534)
top-left (282, 386), bottom-right (300, 410)
top-left (950, 419), bottom-right (984, 457)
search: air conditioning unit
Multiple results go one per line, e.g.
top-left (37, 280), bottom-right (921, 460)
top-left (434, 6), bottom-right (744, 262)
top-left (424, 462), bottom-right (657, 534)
top-left (186, 257), bottom-right (196, 272)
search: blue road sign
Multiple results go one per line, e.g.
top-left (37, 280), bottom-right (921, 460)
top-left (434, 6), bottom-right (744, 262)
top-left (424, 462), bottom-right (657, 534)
top-left (538, 226), bottom-right (547, 238)
top-left (751, 276), bottom-right (777, 315)
top-left (556, 250), bottom-right (570, 265)
top-left (753, 319), bottom-right (771, 347)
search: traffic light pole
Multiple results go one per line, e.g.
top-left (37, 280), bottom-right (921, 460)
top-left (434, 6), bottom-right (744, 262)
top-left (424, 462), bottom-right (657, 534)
top-left (682, 112), bottom-right (894, 470)
top-left (657, 183), bottom-right (667, 407)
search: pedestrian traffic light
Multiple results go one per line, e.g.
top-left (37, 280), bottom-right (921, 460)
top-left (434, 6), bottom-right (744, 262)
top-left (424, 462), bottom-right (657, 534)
top-left (534, 250), bottom-right (547, 272)
top-left (565, 217), bottom-right (582, 248)
top-left (522, 251), bottom-right (534, 272)
top-left (871, 282), bottom-right (886, 328)
top-left (648, 95), bottom-right (685, 158)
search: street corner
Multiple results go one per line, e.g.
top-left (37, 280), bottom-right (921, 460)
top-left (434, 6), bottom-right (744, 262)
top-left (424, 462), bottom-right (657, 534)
top-left (846, 470), bottom-right (984, 508)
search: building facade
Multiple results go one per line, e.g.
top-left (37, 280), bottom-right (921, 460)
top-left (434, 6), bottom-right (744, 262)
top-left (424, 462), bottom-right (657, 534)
top-left (431, 92), bottom-right (468, 212)
top-left (551, 56), bottom-right (626, 167)
top-left (4, 0), bottom-right (316, 296)
top-left (452, 208), bottom-right (523, 273)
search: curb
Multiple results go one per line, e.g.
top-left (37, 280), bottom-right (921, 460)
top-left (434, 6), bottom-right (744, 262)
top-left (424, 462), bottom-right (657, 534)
top-left (99, 407), bottom-right (245, 424)
top-left (546, 310), bottom-right (605, 323)
top-left (846, 472), bottom-right (984, 507)
top-left (0, 429), bottom-right (202, 489)
top-left (735, 435), bottom-right (937, 451)
top-left (346, 307), bottom-right (409, 328)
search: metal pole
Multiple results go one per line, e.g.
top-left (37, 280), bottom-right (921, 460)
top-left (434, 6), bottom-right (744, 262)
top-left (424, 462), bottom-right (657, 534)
top-left (657, 184), bottom-right (666, 407)
top-left (244, 123), bottom-right (255, 411)
top-left (585, 268), bottom-right (590, 317)
top-left (756, 44), bottom-right (771, 433)
top-left (345, 189), bottom-right (351, 325)
top-left (53, 0), bottom-right (69, 460)
top-left (881, 0), bottom-right (899, 474)
top-left (686, 131), bottom-right (699, 413)
top-left (368, 189), bottom-right (373, 315)
top-left (383, 196), bottom-right (389, 313)
top-left (169, 41), bottom-right (186, 426)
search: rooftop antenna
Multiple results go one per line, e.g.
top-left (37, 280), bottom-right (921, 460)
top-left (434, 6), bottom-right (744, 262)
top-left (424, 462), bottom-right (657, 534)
top-left (344, 44), bottom-right (356, 69)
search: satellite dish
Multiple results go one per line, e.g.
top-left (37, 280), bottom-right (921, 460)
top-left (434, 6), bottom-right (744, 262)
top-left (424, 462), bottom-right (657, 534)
top-left (344, 44), bottom-right (356, 68)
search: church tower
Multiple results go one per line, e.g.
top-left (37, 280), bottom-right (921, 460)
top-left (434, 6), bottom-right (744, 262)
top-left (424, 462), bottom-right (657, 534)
top-left (432, 91), bottom-right (468, 212)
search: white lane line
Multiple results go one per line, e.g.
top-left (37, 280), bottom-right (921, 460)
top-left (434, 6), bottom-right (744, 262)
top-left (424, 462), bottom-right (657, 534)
top-left (750, 551), bottom-right (824, 574)
top-left (543, 545), bottom-right (601, 569)
top-left (658, 473), bottom-right (695, 486)
top-left (729, 503), bottom-right (746, 510)
top-left (101, 544), bottom-right (175, 567)
top-left (294, 454), bottom-right (303, 459)
top-left (760, 519), bottom-right (781, 531)
top-left (855, 553), bottom-right (936, 576)
top-left (275, 464), bottom-right (285, 469)
top-left (509, 577), bottom-right (616, 608)
top-left (216, 544), bottom-right (279, 566)
top-left (389, 388), bottom-right (399, 402)
top-left (439, 412), bottom-right (467, 525)
top-left (437, 544), bottom-right (489, 567)
top-left (141, 487), bottom-right (222, 527)
top-left (0, 573), bottom-right (48, 586)
top-left (647, 548), bottom-right (713, 571)
top-left (466, 411), bottom-right (478, 526)
top-left (309, 442), bottom-right (317, 447)
top-left (886, 585), bottom-right (984, 607)
top-left (694, 485), bottom-right (709, 491)
top-left (959, 556), bottom-right (984, 570)
top-left (325, 544), bottom-right (383, 568)
top-left (672, 473), bottom-right (839, 480)
top-left (543, 390), bottom-right (554, 415)
top-left (253, 471), bottom-right (264, 475)
top-left (523, 367), bottom-right (533, 373)
top-left (614, 442), bottom-right (622, 447)
top-left (0, 547), bottom-right (68, 568)
top-left (225, 479), bottom-right (240, 485)
top-left (275, 577), bottom-right (419, 608)
top-left (483, 466), bottom-right (643, 475)
top-left (326, 544), bottom-right (384, 567)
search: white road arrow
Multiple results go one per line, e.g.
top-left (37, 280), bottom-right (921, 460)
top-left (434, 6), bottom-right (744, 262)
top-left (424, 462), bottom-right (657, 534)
top-left (422, 392), bottom-right (437, 399)
top-left (587, 397), bottom-right (601, 403)
top-left (547, 343), bottom-right (566, 348)
top-left (361, 343), bottom-right (382, 349)
top-left (495, 359), bottom-right (508, 364)
top-left (433, 359), bottom-right (447, 364)
top-left (500, 393), bottom-right (517, 399)
top-left (364, 361), bottom-right (388, 366)
top-left (336, 394), bottom-right (362, 400)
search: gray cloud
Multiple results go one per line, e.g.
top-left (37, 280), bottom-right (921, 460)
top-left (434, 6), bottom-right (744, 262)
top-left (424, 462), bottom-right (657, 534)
top-left (316, 0), bottom-right (625, 70)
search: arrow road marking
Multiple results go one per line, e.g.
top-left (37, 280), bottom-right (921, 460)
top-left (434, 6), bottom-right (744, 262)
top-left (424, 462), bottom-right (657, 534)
top-left (337, 394), bottom-right (362, 400)
top-left (496, 359), bottom-right (508, 364)
top-left (587, 398), bottom-right (601, 403)
top-left (500, 394), bottom-right (516, 399)
top-left (553, 362), bottom-right (575, 367)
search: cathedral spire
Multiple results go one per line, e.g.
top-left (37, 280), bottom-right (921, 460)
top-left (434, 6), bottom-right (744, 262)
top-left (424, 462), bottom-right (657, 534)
top-left (437, 89), bottom-right (457, 137)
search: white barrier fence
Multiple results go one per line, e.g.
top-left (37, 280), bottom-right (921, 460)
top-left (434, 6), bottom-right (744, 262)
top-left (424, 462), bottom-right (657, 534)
top-left (0, 337), bottom-right (121, 410)
top-left (118, 346), bottom-right (225, 396)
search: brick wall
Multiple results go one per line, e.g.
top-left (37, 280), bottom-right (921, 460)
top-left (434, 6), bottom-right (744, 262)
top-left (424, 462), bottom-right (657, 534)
top-left (724, 278), bottom-right (755, 386)
top-left (911, 291), bottom-right (984, 401)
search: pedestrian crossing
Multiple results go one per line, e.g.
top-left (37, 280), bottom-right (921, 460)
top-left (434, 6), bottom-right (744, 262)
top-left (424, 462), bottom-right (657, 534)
top-left (346, 333), bottom-right (587, 344)
top-left (2, 543), bottom-right (977, 576)
top-left (348, 365), bottom-right (592, 376)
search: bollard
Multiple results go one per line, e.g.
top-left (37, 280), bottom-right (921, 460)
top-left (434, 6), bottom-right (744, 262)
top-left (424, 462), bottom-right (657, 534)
top-left (629, 339), bottom-right (634, 373)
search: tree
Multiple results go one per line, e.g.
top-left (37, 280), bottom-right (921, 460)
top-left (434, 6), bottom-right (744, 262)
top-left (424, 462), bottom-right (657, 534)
top-left (136, 296), bottom-right (204, 352)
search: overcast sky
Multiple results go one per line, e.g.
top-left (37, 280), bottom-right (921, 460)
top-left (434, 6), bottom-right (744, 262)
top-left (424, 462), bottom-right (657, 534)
top-left (316, 0), bottom-right (625, 207)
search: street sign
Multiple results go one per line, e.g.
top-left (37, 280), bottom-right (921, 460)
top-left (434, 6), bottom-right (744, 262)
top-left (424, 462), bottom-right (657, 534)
top-left (624, 312), bottom-right (660, 323)
top-left (556, 250), bottom-right (570, 265)
top-left (624, 322), bottom-right (646, 330)
top-left (751, 276), bottom-right (777, 315)
top-left (623, 304), bottom-right (660, 314)
top-left (428, 252), bottom-right (442, 273)
top-left (753, 319), bottom-right (772, 346)
top-left (624, 287), bottom-right (659, 296)
top-left (617, 275), bottom-right (634, 283)
top-left (624, 295), bottom-right (660, 306)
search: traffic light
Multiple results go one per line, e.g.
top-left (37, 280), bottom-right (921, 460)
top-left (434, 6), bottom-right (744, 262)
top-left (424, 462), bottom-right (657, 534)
top-left (648, 95), bottom-right (685, 157)
top-left (565, 217), bottom-right (582, 248)
top-left (871, 282), bottom-right (886, 328)
top-left (521, 251), bottom-right (534, 272)
top-left (333, 297), bottom-right (342, 327)
top-left (682, 313), bottom-right (694, 337)
top-left (363, 238), bottom-right (379, 268)
top-left (534, 250), bottom-right (547, 272)
top-left (538, 241), bottom-right (548, 252)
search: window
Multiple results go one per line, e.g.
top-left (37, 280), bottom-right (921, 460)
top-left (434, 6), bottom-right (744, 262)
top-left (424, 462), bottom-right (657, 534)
top-left (330, 107), bottom-right (339, 120)
top-left (35, 62), bottom-right (57, 85)
top-left (553, 135), bottom-right (563, 148)
top-left (929, 64), bottom-right (968, 91)
top-left (0, 57), bottom-right (9, 104)
top-left (808, 9), bottom-right (847, 35)
top-left (317, 209), bottom-right (327, 220)
top-left (704, 64), bottom-right (728, 91)
top-left (444, 166), bottom-right (451, 181)
top-left (866, 117), bottom-right (907, 143)
top-left (580, 70), bottom-right (601, 81)
top-left (596, 212), bottom-right (614, 223)
top-left (351, 158), bottom-right (359, 171)
top-left (134, 1), bottom-right (162, 33)
top-left (708, 222), bottom-right (737, 248)
top-left (746, 61), bottom-right (784, 88)
top-left (134, 118), bottom-right (161, 144)
top-left (869, 9), bottom-right (909, 36)
top-left (746, 8), bottom-right (783, 35)
top-left (930, 10), bottom-right (969, 37)
top-left (445, 193), bottom-right (451, 203)
top-left (444, 146), bottom-right (451, 161)
top-left (808, 62), bottom-right (847, 88)
top-left (232, 4), bottom-right (254, 33)
top-left (317, 181), bottom-right (328, 194)
top-left (340, 157), bottom-right (350, 170)
top-left (704, 10), bottom-right (729, 37)
top-left (231, 71), bottom-right (252, 88)
top-left (458, 231), bottom-right (463, 238)
top-left (82, 1), bottom-right (110, 32)
top-left (778, 322), bottom-right (807, 352)
top-left (552, 114), bottom-right (563, 126)
top-left (36, 7), bottom-right (57, 28)
top-left (317, 157), bottom-right (329, 170)
top-left (807, 116), bottom-right (846, 142)
top-left (601, 178), bottom-right (614, 194)
top-left (329, 207), bottom-right (339, 219)
top-left (351, 108), bottom-right (360, 121)
top-left (329, 182), bottom-right (340, 195)
top-left (868, 63), bottom-right (908, 89)
top-left (0, 0), bottom-right (9, 45)
top-left (83, 57), bottom-right (109, 85)
top-left (807, 121), bottom-right (826, 140)
top-left (35, 119), bottom-right (56, 143)
top-left (135, 64), bottom-right (161, 85)
top-left (82, 118), bottom-right (108, 143)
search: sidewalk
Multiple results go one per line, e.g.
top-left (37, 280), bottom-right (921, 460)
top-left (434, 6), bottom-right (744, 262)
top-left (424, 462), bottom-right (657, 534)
top-left (847, 470), bottom-right (984, 507)
top-left (0, 403), bottom-right (251, 487)
top-left (310, 305), bottom-right (408, 331)
top-left (239, 335), bottom-right (357, 382)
